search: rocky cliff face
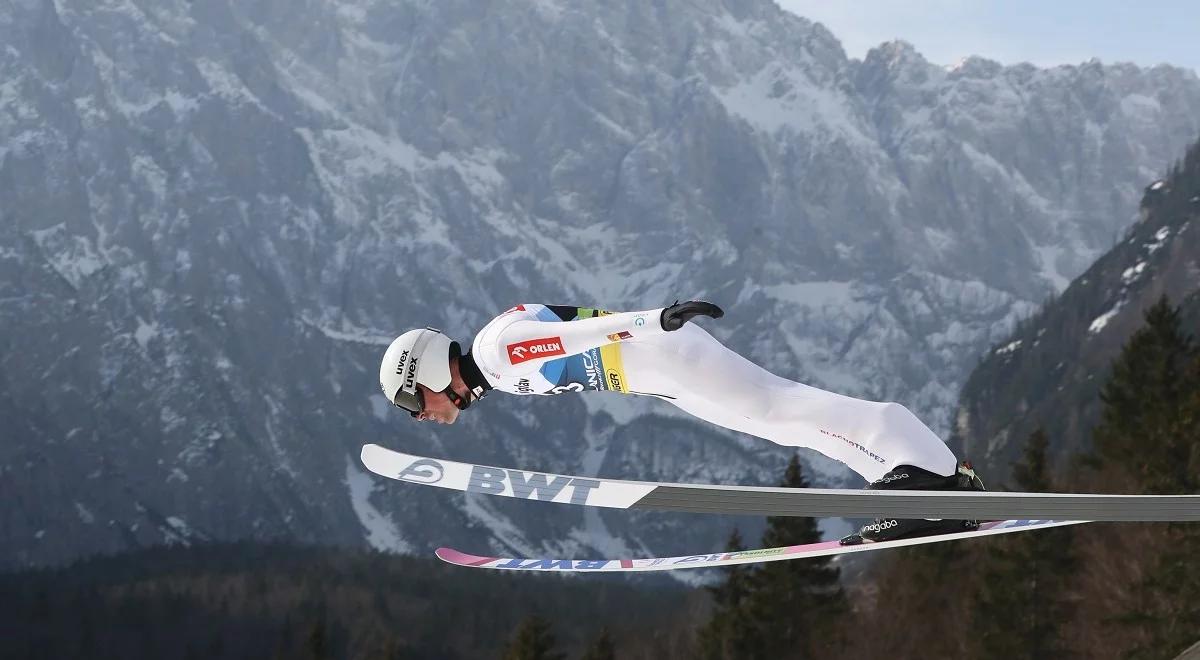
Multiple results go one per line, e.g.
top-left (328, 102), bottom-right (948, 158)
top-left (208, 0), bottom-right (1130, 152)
top-left (952, 142), bottom-right (1200, 485)
top-left (2, 0), bottom-right (1198, 568)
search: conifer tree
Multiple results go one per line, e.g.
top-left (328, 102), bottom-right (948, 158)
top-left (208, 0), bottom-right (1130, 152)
top-left (1088, 297), bottom-right (1200, 657)
top-left (1092, 296), bottom-right (1197, 493)
top-left (580, 627), bottom-right (615, 660)
top-left (695, 527), bottom-right (761, 660)
top-left (743, 454), bottom-right (846, 658)
top-left (306, 617), bottom-right (327, 660)
top-left (502, 615), bottom-right (564, 660)
top-left (1125, 355), bottom-right (1200, 659)
top-left (971, 428), bottom-right (1077, 659)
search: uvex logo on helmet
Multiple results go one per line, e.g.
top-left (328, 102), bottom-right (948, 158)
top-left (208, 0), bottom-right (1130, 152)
top-left (404, 357), bottom-right (418, 389)
top-left (507, 337), bottom-right (565, 365)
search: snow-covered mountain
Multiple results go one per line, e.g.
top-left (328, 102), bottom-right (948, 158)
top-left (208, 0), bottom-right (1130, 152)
top-left (952, 143), bottom-right (1200, 484)
top-left (3, 0), bottom-right (1199, 568)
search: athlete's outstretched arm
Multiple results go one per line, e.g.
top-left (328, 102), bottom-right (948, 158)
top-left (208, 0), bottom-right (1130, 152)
top-left (493, 301), bottom-right (723, 374)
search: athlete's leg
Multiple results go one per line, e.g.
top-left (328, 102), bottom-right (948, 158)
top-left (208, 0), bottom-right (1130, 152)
top-left (619, 324), bottom-right (958, 482)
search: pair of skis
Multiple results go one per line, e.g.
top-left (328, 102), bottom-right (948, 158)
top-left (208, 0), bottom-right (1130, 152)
top-left (360, 444), bottom-right (1196, 573)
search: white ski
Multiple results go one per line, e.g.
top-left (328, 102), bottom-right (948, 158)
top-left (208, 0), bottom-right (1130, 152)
top-left (435, 519), bottom-right (1087, 572)
top-left (360, 444), bottom-right (1200, 521)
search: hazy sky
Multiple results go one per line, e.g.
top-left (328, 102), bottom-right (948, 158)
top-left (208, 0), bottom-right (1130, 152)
top-left (778, 1), bottom-right (1200, 73)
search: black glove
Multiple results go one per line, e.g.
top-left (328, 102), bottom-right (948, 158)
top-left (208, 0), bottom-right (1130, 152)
top-left (660, 300), bottom-right (724, 331)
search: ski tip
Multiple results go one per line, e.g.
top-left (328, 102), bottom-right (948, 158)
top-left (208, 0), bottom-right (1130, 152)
top-left (359, 443), bottom-right (376, 462)
top-left (360, 443), bottom-right (383, 457)
top-left (435, 547), bottom-right (498, 566)
top-left (360, 443), bottom-right (392, 470)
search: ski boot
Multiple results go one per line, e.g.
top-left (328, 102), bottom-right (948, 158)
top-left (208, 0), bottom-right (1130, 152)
top-left (839, 462), bottom-right (985, 546)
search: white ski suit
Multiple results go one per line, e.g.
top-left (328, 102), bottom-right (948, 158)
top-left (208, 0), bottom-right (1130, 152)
top-left (470, 304), bottom-right (958, 482)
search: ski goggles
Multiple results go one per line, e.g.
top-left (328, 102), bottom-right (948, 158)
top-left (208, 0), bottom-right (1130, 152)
top-left (392, 386), bottom-right (426, 418)
top-left (395, 384), bottom-right (476, 418)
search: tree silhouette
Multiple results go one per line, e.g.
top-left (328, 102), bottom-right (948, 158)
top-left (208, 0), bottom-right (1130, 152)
top-left (695, 527), bottom-right (760, 659)
top-left (743, 454), bottom-right (846, 658)
top-left (1089, 297), bottom-right (1200, 657)
top-left (581, 627), bottom-right (615, 660)
top-left (1092, 296), bottom-right (1197, 493)
top-left (501, 615), bottom-right (564, 660)
top-left (972, 428), bottom-right (1078, 659)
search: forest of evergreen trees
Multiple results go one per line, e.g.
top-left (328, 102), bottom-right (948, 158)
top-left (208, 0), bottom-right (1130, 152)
top-left (0, 541), bottom-right (706, 659)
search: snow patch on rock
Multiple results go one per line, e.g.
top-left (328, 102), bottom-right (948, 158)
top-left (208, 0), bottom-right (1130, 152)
top-left (1089, 303), bottom-right (1123, 334)
top-left (995, 340), bottom-right (1022, 355)
top-left (74, 502), bottom-right (96, 525)
top-left (344, 457), bottom-right (411, 554)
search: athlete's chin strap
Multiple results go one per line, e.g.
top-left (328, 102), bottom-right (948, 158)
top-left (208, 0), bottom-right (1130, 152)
top-left (443, 344), bottom-right (492, 411)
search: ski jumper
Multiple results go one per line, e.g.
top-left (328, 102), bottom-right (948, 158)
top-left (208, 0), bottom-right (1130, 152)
top-left (469, 304), bottom-right (958, 483)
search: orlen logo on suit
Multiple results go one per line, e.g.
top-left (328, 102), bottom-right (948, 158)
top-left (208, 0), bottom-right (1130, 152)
top-left (507, 337), bottom-right (565, 364)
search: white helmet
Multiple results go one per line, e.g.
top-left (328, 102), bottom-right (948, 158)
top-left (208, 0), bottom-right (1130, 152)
top-left (379, 328), bottom-right (456, 415)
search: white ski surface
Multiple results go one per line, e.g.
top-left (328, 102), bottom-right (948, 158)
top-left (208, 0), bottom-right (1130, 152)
top-left (361, 443), bottom-right (654, 508)
top-left (360, 444), bottom-right (1200, 521)
top-left (435, 520), bottom-right (1088, 572)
